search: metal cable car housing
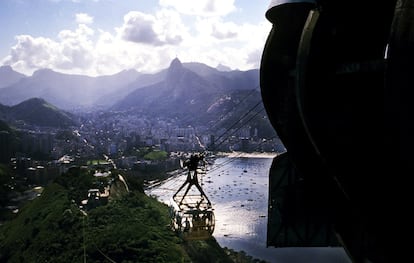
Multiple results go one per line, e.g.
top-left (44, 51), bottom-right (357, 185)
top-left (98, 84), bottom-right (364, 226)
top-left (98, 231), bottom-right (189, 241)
top-left (169, 153), bottom-right (215, 241)
top-left (261, 0), bottom-right (408, 262)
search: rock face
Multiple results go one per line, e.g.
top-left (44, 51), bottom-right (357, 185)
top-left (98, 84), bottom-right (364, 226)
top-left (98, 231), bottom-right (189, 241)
top-left (111, 58), bottom-right (263, 127)
top-left (113, 58), bottom-right (217, 113)
top-left (109, 175), bottom-right (130, 201)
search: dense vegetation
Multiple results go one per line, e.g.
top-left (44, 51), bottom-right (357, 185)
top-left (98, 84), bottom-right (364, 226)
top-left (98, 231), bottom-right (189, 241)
top-left (0, 183), bottom-right (84, 262)
top-left (0, 168), bottom-right (237, 262)
top-left (0, 120), bottom-right (20, 164)
top-left (10, 98), bottom-right (76, 128)
top-left (0, 164), bottom-right (13, 220)
top-left (125, 147), bottom-right (166, 160)
top-left (144, 150), bottom-right (168, 161)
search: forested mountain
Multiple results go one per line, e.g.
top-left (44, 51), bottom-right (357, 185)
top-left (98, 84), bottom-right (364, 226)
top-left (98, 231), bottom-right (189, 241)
top-left (0, 98), bottom-right (76, 128)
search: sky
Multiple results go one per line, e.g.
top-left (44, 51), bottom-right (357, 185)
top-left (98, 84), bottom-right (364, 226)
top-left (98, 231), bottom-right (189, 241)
top-left (0, 0), bottom-right (271, 76)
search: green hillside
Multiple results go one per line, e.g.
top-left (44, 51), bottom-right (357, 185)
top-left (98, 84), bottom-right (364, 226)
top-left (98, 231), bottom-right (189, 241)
top-left (0, 170), bottom-right (235, 262)
top-left (11, 98), bottom-right (76, 128)
top-left (0, 120), bottom-right (21, 164)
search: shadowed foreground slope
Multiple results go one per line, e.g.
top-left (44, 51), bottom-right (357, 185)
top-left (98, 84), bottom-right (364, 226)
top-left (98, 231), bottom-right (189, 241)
top-left (0, 172), bottom-right (236, 262)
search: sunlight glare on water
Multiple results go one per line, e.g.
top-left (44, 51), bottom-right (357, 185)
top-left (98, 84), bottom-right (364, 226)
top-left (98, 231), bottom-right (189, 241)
top-left (145, 154), bottom-right (351, 263)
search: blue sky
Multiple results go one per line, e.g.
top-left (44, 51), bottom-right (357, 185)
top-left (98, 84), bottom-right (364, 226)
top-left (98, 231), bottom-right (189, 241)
top-left (0, 0), bottom-right (271, 76)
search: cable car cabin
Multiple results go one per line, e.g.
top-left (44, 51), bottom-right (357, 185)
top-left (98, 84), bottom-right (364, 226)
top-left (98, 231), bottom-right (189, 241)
top-left (80, 188), bottom-right (108, 210)
top-left (169, 153), bottom-right (215, 241)
top-left (169, 197), bottom-right (215, 241)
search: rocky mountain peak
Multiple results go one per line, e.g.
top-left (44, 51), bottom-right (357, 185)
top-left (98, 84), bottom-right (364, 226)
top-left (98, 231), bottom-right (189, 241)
top-left (170, 57), bottom-right (182, 68)
top-left (167, 58), bottom-right (185, 81)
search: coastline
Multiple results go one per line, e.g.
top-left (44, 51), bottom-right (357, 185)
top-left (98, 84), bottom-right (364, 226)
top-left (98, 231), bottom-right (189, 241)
top-left (215, 151), bottom-right (279, 159)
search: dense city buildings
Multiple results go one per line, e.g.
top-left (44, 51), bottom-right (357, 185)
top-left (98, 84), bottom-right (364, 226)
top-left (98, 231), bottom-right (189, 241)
top-left (1, 110), bottom-right (284, 213)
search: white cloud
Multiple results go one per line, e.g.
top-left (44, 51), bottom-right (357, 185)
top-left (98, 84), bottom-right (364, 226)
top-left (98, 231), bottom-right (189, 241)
top-left (196, 18), bottom-right (239, 40)
top-left (3, 25), bottom-right (96, 75)
top-left (154, 9), bottom-right (188, 45)
top-left (119, 10), bottom-right (188, 46)
top-left (58, 24), bottom-right (95, 69)
top-left (1, 3), bottom-right (270, 76)
top-left (75, 13), bottom-right (94, 24)
top-left (183, 18), bottom-right (270, 70)
top-left (159, 0), bottom-right (236, 17)
top-left (1, 23), bottom-right (179, 76)
top-left (119, 11), bottom-right (163, 45)
top-left (3, 35), bottom-right (61, 70)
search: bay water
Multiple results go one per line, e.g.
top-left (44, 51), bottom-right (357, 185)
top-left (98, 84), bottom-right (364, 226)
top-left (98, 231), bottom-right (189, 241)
top-left (146, 154), bottom-right (351, 263)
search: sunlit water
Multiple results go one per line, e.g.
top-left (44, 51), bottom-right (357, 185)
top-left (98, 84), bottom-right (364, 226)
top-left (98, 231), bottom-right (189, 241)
top-left (145, 155), bottom-right (351, 263)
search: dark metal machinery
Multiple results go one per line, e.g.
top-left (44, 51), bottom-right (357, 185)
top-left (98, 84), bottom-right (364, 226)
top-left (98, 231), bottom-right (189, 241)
top-left (261, 1), bottom-right (410, 262)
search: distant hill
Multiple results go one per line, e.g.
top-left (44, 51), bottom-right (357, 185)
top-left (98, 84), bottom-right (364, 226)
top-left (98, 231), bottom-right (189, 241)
top-left (183, 61), bottom-right (259, 90)
top-left (0, 98), bottom-right (77, 128)
top-left (0, 68), bottom-right (141, 109)
top-left (0, 103), bottom-right (8, 120)
top-left (112, 58), bottom-right (274, 137)
top-left (113, 58), bottom-right (222, 119)
top-left (100, 70), bottom-right (167, 108)
top-left (0, 65), bottom-right (26, 89)
top-left (216, 63), bottom-right (232, 72)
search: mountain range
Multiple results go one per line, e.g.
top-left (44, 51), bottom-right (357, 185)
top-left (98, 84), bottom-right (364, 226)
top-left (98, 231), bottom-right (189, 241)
top-left (0, 59), bottom-right (275, 136)
top-left (0, 67), bottom-right (142, 109)
top-left (112, 58), bottom-right (262, 126)
top-left (0, 59), bottom-right (259, 111)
